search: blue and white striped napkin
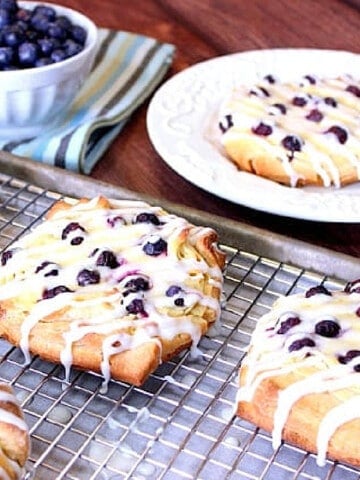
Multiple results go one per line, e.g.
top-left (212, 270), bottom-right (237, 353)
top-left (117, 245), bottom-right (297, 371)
top-left (0, 29), bottom-right (175, 174)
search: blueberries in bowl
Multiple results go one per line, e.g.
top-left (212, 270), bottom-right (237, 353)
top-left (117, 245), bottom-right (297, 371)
top-left (0, 0), bottom-right (88, 69)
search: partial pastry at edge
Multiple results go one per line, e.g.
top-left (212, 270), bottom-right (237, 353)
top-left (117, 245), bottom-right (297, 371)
top-left (0, 382), bottom-right (30, 480)
top-left (0, 196), bottom-right (225, 389)
top-left (218, 74), bottom-right (360, 187)
top-left (237, 280), bottom-right (360, 468)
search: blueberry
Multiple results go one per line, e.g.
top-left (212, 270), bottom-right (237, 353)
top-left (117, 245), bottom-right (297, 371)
top-left (0, 0), bottom-right (17, 12)
top-left (134, 212), bottom-right (161, 226)
top-left (281, 135), bottom-right (302, 153)
top-left (1, 249), bottom-right (13, 265)
top-left (251, 122), bottom-right (273, 136)
top-left (32, 5), bottom-right (56, 20)
top-left (346, 85), bottom-right (360, 98)
top-left (96, 250), bottom-right (119, 269)
top-left (30, 12), bottom-right (50, 32)
top-left (124, 276), bottom-right (150, 292)
top-left (292, 96), bottom-right (307, 107)
top-left (77, 269), bottom-right (100, 286)
top-left (344, 278), bottom-right (360, 294)
top-left (51, 48), bottom-right (67, 63)
top-left (288, 337), bottom-right (316, 352)
top-left (0, 8), bottom-right (13, 28)
top-left (18, 41), bottom-right (39, 67)
top-left (48, 20), bottom-right (67, 40)
top-left (166, 285), bottom-right (182, 297)
top-left (70, 236), bottom-right (84, 246)
top-left (315, 319), bottom-right (341, 338)
top-left (263, 74), bottom-right (276, 84)
top-left (174, 298), bottom-right (185, 307)
top-left (126, 298), bottom-right (145, 315)
top-left (71, 25), bottom-right (87, 45)
top-left (143, 237), bottom-right (167, 256)
top-left (277, 315), bottom-right (301, 334)
top-left (42, 285), bottom-right (72, 300)
top-left (306, 109), bottom-right (323, 122)
top-left (325, 126), bottom-right (348, 144)
top-left (338, 350), bottom-right (360, 365)
top-left (324, 97), bottom-right (337, 107)
top-left (250, 86), bottom-right (269, 97)
top-left (55, 15), bottom-right (72, 31)
top-left (2, 24), bottom-right (25, 46)
top-left (0, 45), bottom-right (14, 66)
top-left (303, 75), bottom-right (316, 85)
top-left (107, 215), bottom-right (126, 227)
top-left (61, 222), bottom-right (85, 240)
top-left (35, 56), bottom-right (53, 67)
top-left (270, 103), bottom-right (287, 115)
top-left (63, 38), bottom-right (82, 57)
top-left (35, 261), bottom-right (58, 277)
top-left (219, 114), bottom-right (234, 133)
top-left (305, 285), bottom-right (331, 298)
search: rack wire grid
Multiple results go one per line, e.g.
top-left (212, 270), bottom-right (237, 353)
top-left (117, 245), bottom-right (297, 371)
top-left (0, 172), bottom-right (358, 480)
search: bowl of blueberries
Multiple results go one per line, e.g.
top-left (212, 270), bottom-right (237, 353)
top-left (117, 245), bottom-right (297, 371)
top-left (0, 0), bottom-right (98, 139)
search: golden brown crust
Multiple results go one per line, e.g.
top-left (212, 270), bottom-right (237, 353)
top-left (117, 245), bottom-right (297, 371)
top-left (0, 196), bottom-right (225, 387)
top-left (222, 130), bottom-right (358, 187)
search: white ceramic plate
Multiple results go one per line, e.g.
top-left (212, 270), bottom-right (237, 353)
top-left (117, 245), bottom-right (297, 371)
top-left (147, 48), bottom-right (360, 222)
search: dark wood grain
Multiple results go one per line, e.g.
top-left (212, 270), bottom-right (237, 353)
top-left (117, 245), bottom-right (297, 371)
top-left (47, 0), bottom-right (360, 259)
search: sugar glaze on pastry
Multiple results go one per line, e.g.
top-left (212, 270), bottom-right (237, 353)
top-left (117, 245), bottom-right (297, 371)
top-left (0, 382), bottom-right (30, 480)
top-left (237, 281), bottom-right (360, 467)
top-left (219, 75), bottom-right (360, 187)
top-left (0, 197), bottom-right (225, 389)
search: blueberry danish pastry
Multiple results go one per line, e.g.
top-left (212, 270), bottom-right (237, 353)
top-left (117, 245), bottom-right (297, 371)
top-left (237, 280), bottom-right (360, 467)
top-left (219, 75), bottom-right (360, 187)
top-left (0, 197), bottom-right (225, 388)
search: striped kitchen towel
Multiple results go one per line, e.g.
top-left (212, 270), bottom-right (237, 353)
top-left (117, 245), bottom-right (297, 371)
top-left (0, 28), bottom-right (175, 174)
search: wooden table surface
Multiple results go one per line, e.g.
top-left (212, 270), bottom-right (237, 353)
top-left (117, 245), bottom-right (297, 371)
top-left (53, 0), bottom-right (360, 259)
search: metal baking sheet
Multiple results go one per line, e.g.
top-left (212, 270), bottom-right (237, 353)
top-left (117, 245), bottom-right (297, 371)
top-left (0, 153), bottom-right (358, 480)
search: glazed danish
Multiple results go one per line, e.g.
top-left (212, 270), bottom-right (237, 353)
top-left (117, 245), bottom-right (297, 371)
top-left (0, 382), bottom-right (30, 480)
top-left (219, 75), bottom-right (360, 187)
top-left (237, 280), bottom-right (360, 468)
top-left (0, 196), bottom-right (225, 388)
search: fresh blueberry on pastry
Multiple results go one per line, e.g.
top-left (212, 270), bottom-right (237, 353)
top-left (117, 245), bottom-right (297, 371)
top-left (0, 196), bottom-right (225, 389)
top-left (218, 74), bottom-right (360, 187)
top-left (237, 280), bottom-right (360, 468)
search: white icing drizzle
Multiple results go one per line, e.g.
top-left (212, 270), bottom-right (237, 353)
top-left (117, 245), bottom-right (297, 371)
top-left (239, 288), bottom-right (360, 465)
top-left (272, 365), bottom-right (358, 450)
top-left (0, 197), bottom-right (223, 386)
top-left (0, 388), bottom-right (28, 433)
top-left (317, 395), bottom-right (360, 466)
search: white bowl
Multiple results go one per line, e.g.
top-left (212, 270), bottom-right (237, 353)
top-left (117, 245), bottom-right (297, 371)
top-left (0, 1), bottom-right (98, 140)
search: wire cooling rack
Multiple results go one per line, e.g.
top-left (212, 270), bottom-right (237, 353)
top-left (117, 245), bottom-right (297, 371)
top-left (0, 172), bottom-right (358, 480)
